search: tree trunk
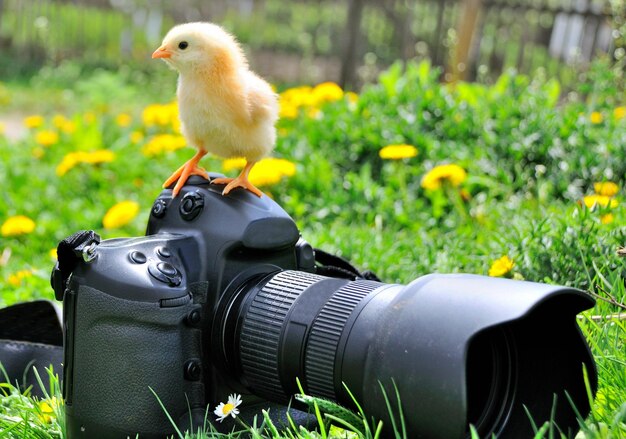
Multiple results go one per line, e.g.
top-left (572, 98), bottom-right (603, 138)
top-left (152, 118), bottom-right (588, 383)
top-left (339, 0), bottom-right (365, 90)
top-left (447, 0), bottom-right (483, 82)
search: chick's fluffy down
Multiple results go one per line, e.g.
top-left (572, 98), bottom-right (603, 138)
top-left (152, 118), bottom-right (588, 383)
top-left (178, 68), bottom-right (278, 162)
top-left (162, 22), bottom-right (279, 162)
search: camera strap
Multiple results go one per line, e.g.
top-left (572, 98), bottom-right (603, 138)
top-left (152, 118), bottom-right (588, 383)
top-left (51, 230), bottom-right (101, 301)
top-left (0, 300), bottom-right (63, 397)
top-left (313, 248), bottom-right (381, 282)
top-left (1, 231), bottom-right (98, 397)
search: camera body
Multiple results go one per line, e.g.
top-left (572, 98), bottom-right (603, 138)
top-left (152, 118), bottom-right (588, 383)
top-left (58, 176), bottom-right (315, 438)
top-left (55, 175), bottom-right (597, 439)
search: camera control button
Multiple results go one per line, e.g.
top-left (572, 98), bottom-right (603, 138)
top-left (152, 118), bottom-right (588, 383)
top-left (148, 262), bottom-right (182, 286)
top-left (129, 251), bottom-right (147, 264)
top-left (157, 247), bottom-right (172, 258)
top-left (184, 360), bottom-right (202, 381)
top-left (151, 199), bottom-right (168, 218)
top-left (186, 309), bottom-right (202, 326)
top-left (157, 262), bottom-right (178, 277)
top-left (179, 191), bottom-right (204, 221)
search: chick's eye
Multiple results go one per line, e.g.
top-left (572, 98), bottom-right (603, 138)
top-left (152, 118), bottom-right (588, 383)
top-left (178, 41), bottom-right (188, 50)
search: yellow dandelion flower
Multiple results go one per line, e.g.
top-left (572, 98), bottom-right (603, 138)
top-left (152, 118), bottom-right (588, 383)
top-left (142, 105), bottom-right (158, 126)
top-left (130, 131), bottom-right (144, 143)
top-left (38, 397), bottom-right (59, 423)
top-left (272, 158), bottom-right (296, 177)
top-left (421, 164), bottom-right (467, 190)
top-left (116, 113), bottom-right (132, 127)
top-left (84, 150), bottom-right (115, 164)
top-left (142, 102), bottom-right (178, 127)
top-left (614, 106), bottom-right (626, 120)
top-left (49, 248), bottom-right (57, 260)
top-left (280, 86), bottom-right (314, 108)
top-left (248, 158), bottom-right (296, 187)
top-left (35, 130), bottom-right (59, 146)
top-left (1, 215), bottom-right (36, 237)
top-left (593, 182), bottom-right (619, 197)
top-left (250, 170), bottom-right (282, 187)
top-left (52, 114), bottom-right (69, 128)
top-left (56, 150), bottom-right (115, 176)
top-left (56, 153), bottom-right (80, 176)
top-left (582, 194), bottom-right (618, 209)
top-left (488, 256), bottom-right (515, 277)
top-left (601, 213), bottom-right (614, 224)
top-left (61, 121), bottom-right (76, 134)
top-left (590, 112), bottom-right (603, 124)
top-left (24, 115), bottom-right (44, 129)
top-left (379, 144), bottom-right (418, 160)
top-left (279, 102), bottom-right (299, 119)
top-left (141, 134), bottom-right (186, 157)
top-left (8, 269), bottom-right (33, 287)
top-left (222, 157), bottom-right (247, 172)
top-left (279, 85), bottom-right (344, 118)
top-left (311, 82), bottom-right (344, 105)
top-left (103, 201), bottom-right (140, 229)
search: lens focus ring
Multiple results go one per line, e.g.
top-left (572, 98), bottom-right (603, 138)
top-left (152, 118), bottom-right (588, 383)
top-left (304, 280), bottom-right (382, 399)
top-left (239, 271), bottom-right (324, 400)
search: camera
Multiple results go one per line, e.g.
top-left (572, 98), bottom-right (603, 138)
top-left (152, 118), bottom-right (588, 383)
top-left (52, 175), bottom-right (597, 438)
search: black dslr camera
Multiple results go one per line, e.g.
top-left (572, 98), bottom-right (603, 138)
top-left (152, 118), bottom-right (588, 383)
top-left (52, 175), bottom-right (597, 439)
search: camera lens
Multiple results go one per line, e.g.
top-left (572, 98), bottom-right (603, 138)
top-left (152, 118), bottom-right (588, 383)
top-left (465, 327), bottom-right (516, 438)
top-left (217, 270), bottom-right (595, 438)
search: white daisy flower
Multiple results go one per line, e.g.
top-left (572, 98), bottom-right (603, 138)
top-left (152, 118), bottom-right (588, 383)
top-left (213, 393), bottom-right (242, 422)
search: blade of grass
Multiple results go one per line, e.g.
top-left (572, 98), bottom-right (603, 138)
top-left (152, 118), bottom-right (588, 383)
top-left (523, 404), bottom-right (540, 434)
top-left (262, 409), bottom-right (280, 437)
top-left (378, 381), bottom-right (401, 438)
top-left (372, 421), bottom-right (383, 439)
top-left (323, 413), bottom-right (362, 436)
top-left (391, 379), bottom-right (406, 439)
top-left (149, 386), bottom-right (184, 439)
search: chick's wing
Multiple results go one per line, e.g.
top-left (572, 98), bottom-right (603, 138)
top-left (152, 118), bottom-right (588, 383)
top-left (242, 70), bottom-right (279, 125)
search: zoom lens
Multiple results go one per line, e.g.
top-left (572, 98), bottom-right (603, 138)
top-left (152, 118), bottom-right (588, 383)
top-left (217, 270), bottom-right (595, 439)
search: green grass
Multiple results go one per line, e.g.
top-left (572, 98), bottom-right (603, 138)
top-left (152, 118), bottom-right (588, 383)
top-left (0, 59), bottom-right (625, 437)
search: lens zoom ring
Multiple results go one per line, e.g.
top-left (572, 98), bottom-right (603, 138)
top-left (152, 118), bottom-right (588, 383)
top-left (239, 270), bottom-right (323, 399)
top-left (305, 280), bottom-right (382, 399)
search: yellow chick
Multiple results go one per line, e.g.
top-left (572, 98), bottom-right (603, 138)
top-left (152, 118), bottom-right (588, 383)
top-left (152, 22), bottom-right (279, 197)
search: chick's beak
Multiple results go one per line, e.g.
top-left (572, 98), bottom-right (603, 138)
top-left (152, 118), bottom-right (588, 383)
top-left (152, 46), bottom-right (171, 59)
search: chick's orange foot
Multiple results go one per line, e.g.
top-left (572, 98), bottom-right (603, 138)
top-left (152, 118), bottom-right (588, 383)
top-left (163, 149), bottom-right (208, 197)
top-left (212, 160), bottom-right (263, 197)
top-left (212, 176), bottom-right (263, 197)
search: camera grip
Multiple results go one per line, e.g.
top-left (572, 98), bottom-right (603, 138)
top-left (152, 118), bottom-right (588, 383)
top-left (64, 282), bottom-right (203, 439)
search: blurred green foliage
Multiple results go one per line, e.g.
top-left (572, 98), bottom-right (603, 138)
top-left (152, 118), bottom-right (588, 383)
top-left (0, 59), bottom-right (625, 436)
top-left (0, 0), bottom-right (616, 88)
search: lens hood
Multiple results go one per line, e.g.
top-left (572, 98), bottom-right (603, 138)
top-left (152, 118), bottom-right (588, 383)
top-left (342, 274), bottom-right (596, 438)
